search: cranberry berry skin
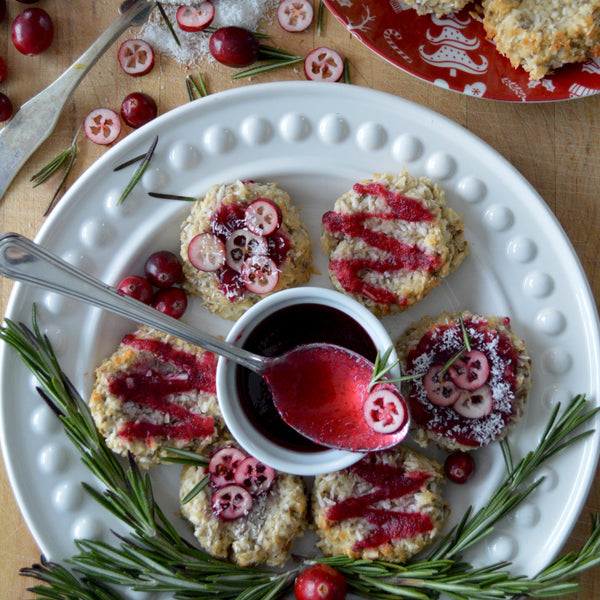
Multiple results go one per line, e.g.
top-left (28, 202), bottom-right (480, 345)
top-left (444, 450), bottom-right (476, 484)
top-left (209, 27), bottom-right (260, 68)
top-left (117, 275), bottom-right (154, 304)
top-left (144, 250), bottom-right (183, 288)
top-left (12, 8), bottom-right (54, 56)
top-left (0, 57), bottom-right (7, 83)
top-left (0, 92), bottom-right (13, 122)
top-left (151, 287), bottom-right (188, 319)
top-left (295, 564), bottom-right (347, 600)
top-left (120, 92), bottom-right (157, 128)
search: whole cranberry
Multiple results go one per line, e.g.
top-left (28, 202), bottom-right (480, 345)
top-left (0, 92), bottom-right (13, 122)
top-left (120, 91), bottom-right (157, 128)
top-left (209, 26), bottom-right (260, 68)
top-left (12, 7), bottom-right (54, 56)
top-left (151, 287), bottom-right (188, 319)
top-left (295, 564), bottom-right (347, 600)
top-left (444, 451), bottom-right (476, 484)
top-left (117, 275), bottom-right (154, 304)
top-left (144, 250), bottom-right (183, 288)
top-left (0, 57), bottom-right (7, 83)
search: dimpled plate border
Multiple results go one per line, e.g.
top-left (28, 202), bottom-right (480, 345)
top-left (1, 82), bottom-right (599, 587)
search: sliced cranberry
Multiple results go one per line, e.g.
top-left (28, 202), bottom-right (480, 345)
top-left (151, 287), bottom-right (188, 319)
top-left (423, 365), bottom-right (461, 407)
top-left (304, 47), bottom-right (344, 82)
top-left (211, 485), bottom-right (253, 520)
top-left (295, 564), bottom-right (348, 600)
top-left (176, 2), bottom-right (215, 32)
top-left (209, 26), bottom-right (260, 68)
top-left (209, 447), bottom-right (247, 488)
top-left (453, 385), bottom-right (493, 419)
top-left (144, 250), bottom-right (183, 288)
top-left (234, 457), bottom-right (276, 496)
top-left (448, 349), bottom-right (490, 391)
top-left (117, 275), bottom-right (153, 304)
top-left (0, 92), bottom-right (13, 122)
top-left (120, 92), bottom-right (157, 129)
top-left (241, 255), bottom-right (279, 294)
top-left (244, 198), bottom-right (282, 236)
top-left (225, 228), bottom-right (268, 272)
top-left (277, 0), bottom-right (314, 32)
top-left (188, 233), bottom-right (226, 272)
top-left (118, 39), bottom-right (154, 76)
top-left (444, 451), bottom-right (475, 484)
top-left (0, 57), bottom-right (7, 83)
top-left (83, 108), bottom-right (121, 145)
top-left (12, 7), bottom-right (54, 55)
top-left (363, 386), bottom-right (407, 434)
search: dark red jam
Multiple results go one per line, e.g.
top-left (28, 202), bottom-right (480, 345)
top-left (210, 202), bottom-right (290, 302)
top-left (322, 183), bottom-right (440, 306)
top-left (405, 316), bottom-right (520, 447)
top-left (326, 456), bottom-right (434, 550)
top-left (109, 334), bottom-right (217, 443)
top-left (236, 304), bottom-right (377, 452)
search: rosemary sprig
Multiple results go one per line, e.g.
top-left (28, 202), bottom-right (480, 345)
top-left (2, 310), bottom-right (599, 599)
top-left (31, 128), bottom-right (80, 215)
top-left (370, 312), bottom-right (471, 387)
top-left (156, 1), bottom-right (181, 47)
top-left (148, 191), bottom-right (196, 202)
top-left (232, 46), bottom-right (303, 79)
top-left (117, 135), bottom-right (159, 206)
top-left (186, 72), bottom-right (208, 101)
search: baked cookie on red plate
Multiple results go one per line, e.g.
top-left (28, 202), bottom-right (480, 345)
top-left (396, 311), bottom-right (532, 451)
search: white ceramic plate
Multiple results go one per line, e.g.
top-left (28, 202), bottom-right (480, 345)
top-left (1, 82), bottom-right (599, 586)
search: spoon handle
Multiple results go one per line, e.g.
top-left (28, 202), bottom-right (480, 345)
top-left (0, 233), bottom-right (266, 373)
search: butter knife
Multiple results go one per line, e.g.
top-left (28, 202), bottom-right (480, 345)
top-left (0, 0), bottom-right (154, 202)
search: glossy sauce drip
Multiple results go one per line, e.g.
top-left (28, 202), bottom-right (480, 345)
top-left (109, 335), bottom-right (217, 442)
top-left (322, 183), bottom-right (440, 305)
top-left (236, 304), bottom-right (377, 452)
top-left (406, 316), bottom-right (520, 447)
top-left (210, 202), bottom-right (290, 301)
top-left (326, 458), bottom-right (434, 550)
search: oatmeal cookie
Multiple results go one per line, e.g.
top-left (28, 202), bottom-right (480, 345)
top-left (89, 326), bottom-right (224, 468)
top-left (402, 0), bottom-right (471, 17)
top-left (396, 311), bottom-right (532, 451)
top-left (482, 0), bottom-right (600, 79)
top-left (180, 180), bottom-right (313, 321)
top-left (321, 171), bottom-right (468, 317)
top-left (180, 443), bottom-right (307, 566)
top-left (312, 447), bottom-right (448, 562)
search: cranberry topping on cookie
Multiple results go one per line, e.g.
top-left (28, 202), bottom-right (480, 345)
top-left (109, 334), bottom-right (217, 443)
top-left (402, 313), bottom-right (528, 449)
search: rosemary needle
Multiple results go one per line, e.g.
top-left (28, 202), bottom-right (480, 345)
top-left (113, 153), bottom-right (146, 172)
top-left (148, 191), bottom-right (196, 202)
top-left (156, 1), bottom-right (181, 47)
top-left (117, 135), bottom-right (159, 206)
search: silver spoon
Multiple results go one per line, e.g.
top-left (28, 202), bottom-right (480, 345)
top-left (0, 0), bottom-right (155, 202)
top-left (0, 232), bottom-right (409, 451)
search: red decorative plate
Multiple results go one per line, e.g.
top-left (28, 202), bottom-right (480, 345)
top-left (323, 0), bottom-right (600, 102)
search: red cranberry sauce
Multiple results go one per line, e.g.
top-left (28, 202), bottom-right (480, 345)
top-left (322, 182), bottom-right (440, 305)
top-left (108, 334), bottom-right (217, 443)
top-left (405, 315), bottom-right (520, 447)
top-left (326, 456), bottom-right (435, 551)
top-left (210, 202), bottom-right (290, 301)
top-left (236, 304), bottom-right (377, 452)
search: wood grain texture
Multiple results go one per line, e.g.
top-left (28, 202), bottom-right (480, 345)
top-left (0, 2), bottom-right (598, 599)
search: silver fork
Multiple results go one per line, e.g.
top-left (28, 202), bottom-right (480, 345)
top-left (0, 0), bottom-right (155, 202)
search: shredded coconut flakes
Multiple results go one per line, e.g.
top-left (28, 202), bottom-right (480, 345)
top-left (140, 0), bottom-right (279, 68)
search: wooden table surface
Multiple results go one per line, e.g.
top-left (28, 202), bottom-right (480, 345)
top-left (1, 2), bottom-right (599, 598)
